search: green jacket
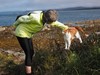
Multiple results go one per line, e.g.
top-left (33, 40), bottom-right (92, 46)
top-left (13, 11), bottom-right (68, 38)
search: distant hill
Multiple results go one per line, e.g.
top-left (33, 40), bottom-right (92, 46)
top-left (57, 7), bottom-right (100, 11)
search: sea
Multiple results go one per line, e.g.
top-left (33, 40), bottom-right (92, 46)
top-left (0, 9), bottom-right (100, 26)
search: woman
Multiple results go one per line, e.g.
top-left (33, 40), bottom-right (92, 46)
top-left (12, 9), bottom-right (69, 75)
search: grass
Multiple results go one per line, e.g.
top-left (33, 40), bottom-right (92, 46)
top-left (0, 25), bottom-right (100, 75)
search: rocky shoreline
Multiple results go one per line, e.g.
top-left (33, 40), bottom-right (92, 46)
top-left (0, 20), bottom-right (100, 56)
top-left (0, 19), bottom-right (100, 75)
top-left (0, 19), bottom-right (100, 61)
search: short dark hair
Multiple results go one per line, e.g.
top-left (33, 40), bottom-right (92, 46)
top-left (44, 9), bottom-right (58, 23)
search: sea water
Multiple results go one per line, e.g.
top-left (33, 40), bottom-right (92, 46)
top-left (0, 9), bottom-right (100, 26)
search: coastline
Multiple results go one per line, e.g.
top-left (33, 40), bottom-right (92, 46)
top-left (0, 19), bottom-right (100, 75)
top-left (0, 19), bottom-right (100, 51)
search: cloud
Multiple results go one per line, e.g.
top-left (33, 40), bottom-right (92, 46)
top-left (0, 0), bottom-right (100, 11)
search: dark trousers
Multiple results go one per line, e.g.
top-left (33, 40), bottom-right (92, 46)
top-left (17, 37), bottom-right (34, 66)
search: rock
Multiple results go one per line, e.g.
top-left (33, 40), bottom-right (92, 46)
top-left (95, 32), bottom-right (100, 35)
top-left (0, 48), bottom-right (25, 63)
top-left (0, 26), bottom-right (6, 31)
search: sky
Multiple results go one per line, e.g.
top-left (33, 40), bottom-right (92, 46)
top-left (0, 0), bottom-right (100, 12)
